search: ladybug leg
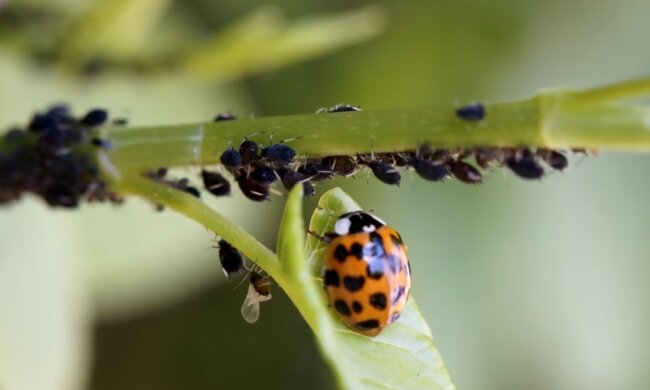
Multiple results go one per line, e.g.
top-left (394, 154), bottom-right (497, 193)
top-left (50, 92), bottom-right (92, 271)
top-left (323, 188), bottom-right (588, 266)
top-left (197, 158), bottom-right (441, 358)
top-left (307, 230), bottom-right (336, 243)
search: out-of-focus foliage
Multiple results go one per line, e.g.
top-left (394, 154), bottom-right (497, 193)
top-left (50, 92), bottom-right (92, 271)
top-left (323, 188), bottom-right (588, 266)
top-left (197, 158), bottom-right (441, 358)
top-left (2, 0), bottom-right (650, 389)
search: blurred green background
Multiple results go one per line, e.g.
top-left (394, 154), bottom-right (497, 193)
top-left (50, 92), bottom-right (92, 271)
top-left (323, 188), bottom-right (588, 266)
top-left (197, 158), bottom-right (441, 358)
top-left (1, 0), bottom-right (650, 389)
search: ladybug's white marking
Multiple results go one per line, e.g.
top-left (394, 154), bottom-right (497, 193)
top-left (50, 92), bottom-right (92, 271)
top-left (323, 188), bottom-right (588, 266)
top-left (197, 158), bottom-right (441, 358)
top-left (335, 217), bottom-right (352, 236)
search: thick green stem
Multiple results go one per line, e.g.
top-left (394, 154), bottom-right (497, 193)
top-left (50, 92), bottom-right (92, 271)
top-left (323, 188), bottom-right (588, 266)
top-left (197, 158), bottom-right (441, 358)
top-left (106, 83), bottom-right (650, 173)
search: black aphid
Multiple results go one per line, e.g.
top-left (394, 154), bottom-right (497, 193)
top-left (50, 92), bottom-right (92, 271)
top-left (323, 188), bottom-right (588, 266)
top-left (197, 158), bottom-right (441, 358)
top-left (449, 160), bottom-right (483, 184)
top-left (214, 113), bottom-right (236, 121)
top-left (506, 150), bottom-right (544, 179)
top-left (409, 158), bottom-right (450, 182)
top-left (299, 161), bottom-right (334, 181)
top-left (322, 155), bottom-right (359, 177)
top-left (326, 104), bottom-right (362, 113)
top-left (220, 148), bottom-right (242, 170)
top-left (217, 239), bottom-right (244, 277)
top-left (236, 175), bottom-right (270, 202)
top-left (261, 144), bottom-right (296, 164)
top-left (239, 139), bottom-right (259, 165)
top-left (80, 109), bottom-right (109, 126)
top-left (201, 169), bottom-right (231, 197)
top-left (455, 103), bottom-right (485, 121)
top-left (276, 168), bottom-right (315, 197)
top-left (538, 149), bottom-right (568, 171)
top-left (250, 165), bottom-right (277, 185)
top-left (367, 161), bottom-right (401, 186)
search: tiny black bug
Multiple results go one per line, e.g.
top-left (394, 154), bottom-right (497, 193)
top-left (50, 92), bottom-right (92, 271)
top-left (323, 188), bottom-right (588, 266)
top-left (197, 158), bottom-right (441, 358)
top-left (239, 139), bottom-right (259, 165)
top-left (214, 113), bottom-right (236, 121)
top-left (201, 169), bottom-right (231, 197)
top-left (298, 161), bottom-right (334, 181)
top-left (505, 150), bottom-right (544, 180)
top-left (250, 165), bottom-right (277, 185)
top-left (90, 138), bottom-right (112, 150)
top-left (449, 160), bottom-right (483, 184)
top-left (456, 103), bottom-right (485, 121)
top-left (261, 143), bottom-right (296, 164)
top-left (276, 168), bottom-right (315, 197)
top-left (220, 148), bottom-right (242, 170)
top-left (216, 239), bottom-right (244, 278)
top-left (236, 174), bottom-right (270, 202)
top-left (112, 118), bottom-right (129, 126)
top-left (367, 161), bottom-right (401, 186)
top-left (537, 149), bottom-right (568, 171)
top-left (409, 158), bottom-right (450, 182)
top-left (176, 178), bottom-right (201, 198)
top-left (324, 104), bottom-right (362, 113)
top-left (80, 108), bottom-right (109, 126)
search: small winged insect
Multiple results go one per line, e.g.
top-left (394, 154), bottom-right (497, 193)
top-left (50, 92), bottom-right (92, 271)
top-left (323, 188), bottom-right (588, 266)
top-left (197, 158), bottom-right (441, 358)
top-left (216, 239), bottom-right (244, 278)
top-left (241, 271), bottom-right (272, 324)
top-left (201, 169), bottom-right (231, 197)
top-left (455, 103), bottom-right (485, 121)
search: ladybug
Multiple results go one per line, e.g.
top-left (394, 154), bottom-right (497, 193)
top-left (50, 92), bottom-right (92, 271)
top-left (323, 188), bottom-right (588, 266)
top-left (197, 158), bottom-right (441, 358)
top-left (320, 211), bottom-right (411, 336)
top-left (241, 271), bottom-right (272, 324)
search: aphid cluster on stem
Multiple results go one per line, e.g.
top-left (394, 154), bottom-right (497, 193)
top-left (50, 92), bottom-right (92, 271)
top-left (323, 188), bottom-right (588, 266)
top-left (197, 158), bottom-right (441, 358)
top-left (0, 105), bottom-right (121, 207)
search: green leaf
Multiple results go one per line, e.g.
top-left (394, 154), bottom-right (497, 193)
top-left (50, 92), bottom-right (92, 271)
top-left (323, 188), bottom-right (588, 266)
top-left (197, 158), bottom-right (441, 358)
top-left (278, 187), bottom-right (455, 390)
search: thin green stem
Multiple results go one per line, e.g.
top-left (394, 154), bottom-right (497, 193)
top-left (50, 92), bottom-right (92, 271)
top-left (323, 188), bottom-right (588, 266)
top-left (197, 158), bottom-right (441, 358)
top-left (111, 173), bottom-right (287, 287)
top-left (567, 76), bottom-right (650, 105)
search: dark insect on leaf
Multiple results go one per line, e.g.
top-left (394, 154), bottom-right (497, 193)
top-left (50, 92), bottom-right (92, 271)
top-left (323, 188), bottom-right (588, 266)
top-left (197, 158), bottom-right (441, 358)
top-left (299, 161), bottom-right (334, 181)
top-left (538, 149), bottom-right (568, 171)
top-left (505, 153), bottom-right (545, 179)
top-left (90, 138), bottom-right (112, 150)
top-left (322, 155), bottom-right (359, 177)
top-left (276, 168), bottom-right (315, 197)
top-left (201, 169), bottom-right (231, 197)
top-left (326, 104), bottom-right (362, 113)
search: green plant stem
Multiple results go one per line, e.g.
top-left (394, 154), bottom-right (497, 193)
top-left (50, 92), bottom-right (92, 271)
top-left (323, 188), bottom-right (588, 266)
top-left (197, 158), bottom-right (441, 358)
top-left (106, 79), bottom-right (650, 173)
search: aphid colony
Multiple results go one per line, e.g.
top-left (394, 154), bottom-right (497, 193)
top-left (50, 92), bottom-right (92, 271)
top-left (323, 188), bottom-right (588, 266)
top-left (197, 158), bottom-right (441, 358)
top-left (189, 104), bottom-right (575, 203)
top-left (0, 105), bottom-right (123, 207)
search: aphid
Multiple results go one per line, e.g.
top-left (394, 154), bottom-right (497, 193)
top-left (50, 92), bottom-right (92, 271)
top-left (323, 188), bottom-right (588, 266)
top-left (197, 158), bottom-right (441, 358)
top-left (322, 155), bottom-right (359, 177)
top-left (201, 169), bottom-right (231, 197)
top-left (408, 158), bottom-right (449, 182)
top-left (239, 139), bottom-right (259, 165)
top-left (276, 168), bottom-right (315, 197)
top-left (298, 161), bottom-right (335, 181)
top-left (455, 103), bottom-right (485, 121)
top-left (474, 148), bottom-right (498, 169)
top-left (537, 149), bottom-right (568, 171)
top-left (236, 174), bottom-right (270, 202)
top-left (216, 239), bottom-right (244, 278)
top-left (449, 160), bottom-right (483, 184)
top-left (112, 118), bottom-right (129, 126)
top-left (320, 211), bottom-right (411, 336)
top-left (80, 108), bottom-right (109, 126)
top-left (214, 113), bottom-right (236, 121)
top-left (176, 178), bottom-right (201, 198)
top-left (261, 143), bottom-right (296, 164)
top-left (90, 137), bottom-right (112, 150)
top-left (250, 165), bottom-right (278, 185)
top-left (366, 161), bottom-right (401, 186)
top-left (241, 271), bottom-right (272, 324)
top-left (220, 148), bottom-right (242, 170)
top-left (505, 149), bottom-right (544, 179)
top-left (324, 104), bottom-right (362, 113)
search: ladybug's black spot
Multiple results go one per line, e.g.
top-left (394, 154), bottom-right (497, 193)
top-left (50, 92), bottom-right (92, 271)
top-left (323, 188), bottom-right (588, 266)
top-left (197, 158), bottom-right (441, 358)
top-left (367, 261), bottom-right (384, 280)
top-left (334, 244), bottom-right (348, 262)
top-left (352, 301), bottom-right (363, 314)
top-left (333, 299), bottom-right (351, 316)
top-left (369, 292), bottom-right (387, 310)
top-left (323, 269), bottom-right (340, 287)
top-left (390, 234), bottom-right (402, 247)
top-left (350, 242), bottom-right (364, 259)
top-left (343, 276), bottom-right (365, 292)
top-left (354, 319), bottom-right (381, 330)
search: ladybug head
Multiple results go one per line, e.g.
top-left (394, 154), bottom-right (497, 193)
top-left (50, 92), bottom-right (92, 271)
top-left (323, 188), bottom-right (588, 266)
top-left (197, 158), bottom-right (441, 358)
top-left (334, 211), bottom-right (386, 236)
